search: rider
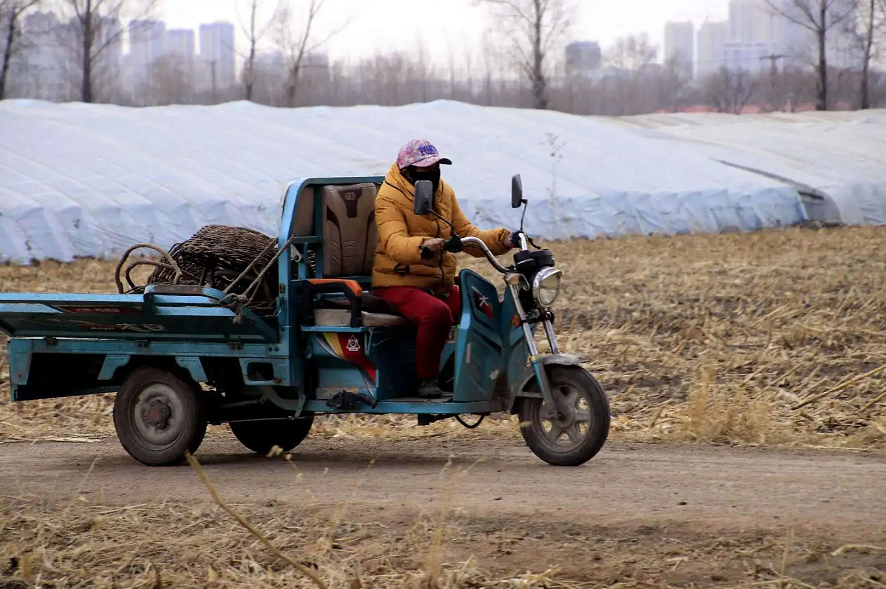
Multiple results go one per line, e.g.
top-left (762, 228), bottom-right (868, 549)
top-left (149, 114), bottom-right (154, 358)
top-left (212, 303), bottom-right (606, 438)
top-left (372, 139), bottom-right (515, 398)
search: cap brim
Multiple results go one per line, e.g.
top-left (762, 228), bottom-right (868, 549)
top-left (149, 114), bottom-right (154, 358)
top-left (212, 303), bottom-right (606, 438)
top-left (413, 155), bottom-right (452, 167)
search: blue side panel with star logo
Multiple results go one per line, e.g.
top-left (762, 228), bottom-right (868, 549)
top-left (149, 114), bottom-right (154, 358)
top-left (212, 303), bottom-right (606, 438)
top-left (452, 270), bottom-right (504, 402)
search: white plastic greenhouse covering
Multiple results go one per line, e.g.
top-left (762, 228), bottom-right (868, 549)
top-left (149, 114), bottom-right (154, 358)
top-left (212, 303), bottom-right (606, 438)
top-left (1, 99), bottom-right (885, 263)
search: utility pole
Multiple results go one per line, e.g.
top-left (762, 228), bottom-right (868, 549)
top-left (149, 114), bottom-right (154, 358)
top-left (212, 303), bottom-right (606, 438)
top-left (759, 53), bottom-right (787, 112)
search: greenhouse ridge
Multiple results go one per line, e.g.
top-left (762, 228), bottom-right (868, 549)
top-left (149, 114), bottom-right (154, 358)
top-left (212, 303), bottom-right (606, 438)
top-left (0, 99), bottom-right (884, 262)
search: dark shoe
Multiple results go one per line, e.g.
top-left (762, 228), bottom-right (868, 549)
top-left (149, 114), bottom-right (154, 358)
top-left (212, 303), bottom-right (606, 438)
top-left (417, 378), bottom-right (444, 399)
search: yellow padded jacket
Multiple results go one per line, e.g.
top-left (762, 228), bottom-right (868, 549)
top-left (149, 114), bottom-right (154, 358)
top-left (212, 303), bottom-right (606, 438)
top-left (372, 164), bottom-right (512, 290)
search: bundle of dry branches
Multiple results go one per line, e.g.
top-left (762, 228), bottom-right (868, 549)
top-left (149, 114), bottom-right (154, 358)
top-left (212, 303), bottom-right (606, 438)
top-left (140, 225), bottom-right (281, 314)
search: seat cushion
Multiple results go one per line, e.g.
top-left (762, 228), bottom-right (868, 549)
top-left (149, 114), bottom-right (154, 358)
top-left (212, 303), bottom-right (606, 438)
top-left (322, 183), bottom-right (378, 277)
top-left (313, 308), bottom-right (409, 328)
top-left (316, 293), bottom-right (400, 315)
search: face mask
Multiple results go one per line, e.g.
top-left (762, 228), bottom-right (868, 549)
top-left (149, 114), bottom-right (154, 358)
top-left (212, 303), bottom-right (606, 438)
top-left (406, 167), bottom-right (441, 196)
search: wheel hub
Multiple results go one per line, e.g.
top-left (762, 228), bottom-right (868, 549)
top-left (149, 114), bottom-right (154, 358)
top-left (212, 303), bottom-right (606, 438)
top-left (143, 399), bottom-right (172, 430)
top-left (552, 403), bottom-right (576, 428)
top-left (132, 382), bottom-right (186, 447)
top-left (532, 384), bottom-right (592, 452)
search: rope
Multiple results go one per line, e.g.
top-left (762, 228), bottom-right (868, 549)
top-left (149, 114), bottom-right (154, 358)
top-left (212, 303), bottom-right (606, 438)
top-left (220, 236), bottom-right (297, 324)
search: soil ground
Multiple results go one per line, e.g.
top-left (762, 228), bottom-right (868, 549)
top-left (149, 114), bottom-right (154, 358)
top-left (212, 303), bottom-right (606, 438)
top-left (2, 431), bottom-right (885, 587)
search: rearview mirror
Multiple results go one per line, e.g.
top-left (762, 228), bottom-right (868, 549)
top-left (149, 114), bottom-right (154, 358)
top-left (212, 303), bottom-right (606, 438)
top-left (414, 180), bottom-right (434, 215)
top-left (511, 174), bottom-right (524, 208)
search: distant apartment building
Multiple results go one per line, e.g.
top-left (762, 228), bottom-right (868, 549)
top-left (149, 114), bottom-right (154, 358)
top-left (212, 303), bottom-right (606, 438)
top-left (16, 11), bottom-right (68, 100)
top-left (166, 29), bottom-right (196, 61)
top-left (696, 20), bottom-right (729, 79)
top-left (198, 22), bottom-right (236, 93)
top-left (728, 0), bottom-right (777, 43)
top-left (126, 19), bottom-right (166, 96)
top-left (160, 28), bottom-right (197, 98)
top-left (715, 0), bottom-right (859, 73)
top-left (564, 41), bottom-right (602, 77)
top-left (664, 21), bottom-right (694, 79)
top-left (129, 19), bottom-right (167, 65)
top-left (719, 40), bottom-right (777, 74)
top-left (254, 50), bottom-right (286, 75)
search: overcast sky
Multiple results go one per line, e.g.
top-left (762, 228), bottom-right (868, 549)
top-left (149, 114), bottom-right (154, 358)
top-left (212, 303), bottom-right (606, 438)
top-left (159, 0), bottom-right (730, 65)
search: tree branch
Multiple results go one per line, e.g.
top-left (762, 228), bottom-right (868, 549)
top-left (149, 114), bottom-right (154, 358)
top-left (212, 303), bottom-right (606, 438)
top-left (765, 0), bottom-right (821, 33)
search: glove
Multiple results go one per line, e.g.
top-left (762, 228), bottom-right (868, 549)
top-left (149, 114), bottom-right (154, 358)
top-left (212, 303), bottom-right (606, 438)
top-left (420, 237), bottom-right (445, 259)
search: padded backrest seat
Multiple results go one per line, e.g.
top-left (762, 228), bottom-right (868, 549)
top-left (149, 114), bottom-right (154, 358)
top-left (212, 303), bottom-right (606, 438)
top-left (322, 183), bottom-right (378, 278)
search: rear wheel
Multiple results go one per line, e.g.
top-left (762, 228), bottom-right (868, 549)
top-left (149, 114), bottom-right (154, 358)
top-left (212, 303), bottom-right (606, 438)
top-left (518, 365), bottom-right (611, 467)
top-left (229, 416), bottom-right (314, 455)
top-left (113, 367), bottom-right (207, 466)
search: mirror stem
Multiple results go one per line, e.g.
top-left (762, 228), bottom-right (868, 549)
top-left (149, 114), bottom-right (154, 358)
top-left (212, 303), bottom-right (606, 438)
top-left (426, 208), bottom-right (456, 234)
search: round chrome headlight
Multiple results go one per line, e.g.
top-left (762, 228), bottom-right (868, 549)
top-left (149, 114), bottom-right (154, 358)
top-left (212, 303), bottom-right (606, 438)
top-left (532, 267), bottom-right (562, 308)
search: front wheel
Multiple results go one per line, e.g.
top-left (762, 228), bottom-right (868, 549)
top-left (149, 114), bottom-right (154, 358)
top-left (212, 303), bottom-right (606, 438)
top-left (113, 367), bottom-right (208, 466)
top-left (518, 365), bottom-right (611, 467)
top-left (229, 416), bottom-right (314, 455)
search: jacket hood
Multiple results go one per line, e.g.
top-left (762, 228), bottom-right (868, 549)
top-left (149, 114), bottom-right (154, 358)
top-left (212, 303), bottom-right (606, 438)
top-left (385, 163), bottom-right (413, 196)
top-left (385, 163), bottom-right (448, 201)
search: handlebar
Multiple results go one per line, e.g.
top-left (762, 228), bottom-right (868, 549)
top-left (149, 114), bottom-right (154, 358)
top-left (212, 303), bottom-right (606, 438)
top-left (517, 231), bottom-right (530, 250)
top-left (459, 236), bottom-right (510, 274)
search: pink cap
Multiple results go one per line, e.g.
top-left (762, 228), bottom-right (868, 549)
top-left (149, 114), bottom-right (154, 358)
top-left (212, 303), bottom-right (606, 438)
top-left (396, 139), bottom-right (453, 170)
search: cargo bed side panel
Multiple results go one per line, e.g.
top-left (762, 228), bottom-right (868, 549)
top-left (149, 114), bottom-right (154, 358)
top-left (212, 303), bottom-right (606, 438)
top-left (0, 290), bottom-right (278, 343)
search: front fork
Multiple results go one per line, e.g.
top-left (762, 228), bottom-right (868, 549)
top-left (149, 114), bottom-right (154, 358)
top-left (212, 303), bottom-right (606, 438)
top-left (510, 285), bottom-right (560, 418)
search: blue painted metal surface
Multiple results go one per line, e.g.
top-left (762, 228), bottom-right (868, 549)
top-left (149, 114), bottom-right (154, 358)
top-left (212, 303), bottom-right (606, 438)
top-left (176, 357), bottom-right (208, 383)
top-left (0, 287), bottom-right (277, 342)
top-left (98, 355), bottom-right (131, 380)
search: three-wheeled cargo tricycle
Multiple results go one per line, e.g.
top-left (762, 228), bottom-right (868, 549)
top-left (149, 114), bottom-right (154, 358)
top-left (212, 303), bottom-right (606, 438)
top-left (0, 175), bottom-right (610, 467)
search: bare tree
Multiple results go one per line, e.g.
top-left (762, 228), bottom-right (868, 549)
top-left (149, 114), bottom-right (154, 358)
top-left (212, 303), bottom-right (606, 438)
top-left (0, 0), bottom-right (40, 100)
top-left (151, 54), bottom-right (191, 105)
top-left (605, 33), bottom-right (657, 71)
top-left (604, 34), bottom-right (658, 115)
top-left (237, 0), bottom-right (273, 102)
top-left (705, 67), bottom-right (758, 114)
top-left (662, 53), bottom-right (692, 112)
top-left (463, 44), bottom-right (475, 99)
top-left (480, 35), bottom-right (505, 106)
top-left (274, 0), bottom-right (347, 108)
top-left (848, 0), bottom-right (885, 108)
top-left (57, 0), bottom-right (157, 103)
top-left (414, 36), bottom-right (432, 102)
top-left (765, 0), bottom-right (858, 110)
top-left (473, 0), bottom-right (573, 110)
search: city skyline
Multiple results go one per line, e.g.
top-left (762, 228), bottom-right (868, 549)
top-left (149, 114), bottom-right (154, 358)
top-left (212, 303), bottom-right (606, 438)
top-left (663, 0), bottom-right (864, 81)
top-left (25, 0), bottom-right (832, 77)
top-left (13, 0), bottom-right (865, 80)
top-left (158, 0), bottom-right (734, 65)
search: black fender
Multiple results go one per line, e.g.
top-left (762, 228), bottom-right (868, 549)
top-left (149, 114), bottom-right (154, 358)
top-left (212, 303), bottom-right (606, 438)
top-left (508, 353), bottom-right (586, 413)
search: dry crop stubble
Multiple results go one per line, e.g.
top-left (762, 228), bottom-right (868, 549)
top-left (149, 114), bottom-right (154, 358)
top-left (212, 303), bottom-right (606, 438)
top-left (1, 227), bottom-right (886, 449)
top-left (2, 468), bottom-right (886, 588)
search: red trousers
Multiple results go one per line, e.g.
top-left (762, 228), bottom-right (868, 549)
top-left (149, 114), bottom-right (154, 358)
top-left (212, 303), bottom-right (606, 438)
top-left (374, 285), bottom-right (461, 379)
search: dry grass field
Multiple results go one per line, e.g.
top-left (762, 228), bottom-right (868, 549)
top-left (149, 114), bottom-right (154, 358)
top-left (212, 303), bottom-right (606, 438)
top-left (2, 226), bottom-right (886, 588)
top-left (2, 226), bottom-right (885, 448)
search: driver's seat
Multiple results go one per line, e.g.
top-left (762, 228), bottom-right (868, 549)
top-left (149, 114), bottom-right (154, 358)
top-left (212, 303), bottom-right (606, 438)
top-left (311, 183), bottom-right (407, 328)
top-left (321, 182), bottom-right (377, 278)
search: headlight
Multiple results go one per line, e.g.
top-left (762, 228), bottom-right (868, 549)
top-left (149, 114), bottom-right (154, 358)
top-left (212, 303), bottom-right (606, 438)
top-left (532, 267), bottom-right (562, 308)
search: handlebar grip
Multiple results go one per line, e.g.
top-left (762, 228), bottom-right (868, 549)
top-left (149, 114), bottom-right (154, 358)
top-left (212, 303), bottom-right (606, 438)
top-left (444, 236), bottom-right (463, 253)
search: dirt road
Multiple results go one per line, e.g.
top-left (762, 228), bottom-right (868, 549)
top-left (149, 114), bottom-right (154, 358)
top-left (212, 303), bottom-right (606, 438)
top-left (2, 432), bottom-right (885, 533)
